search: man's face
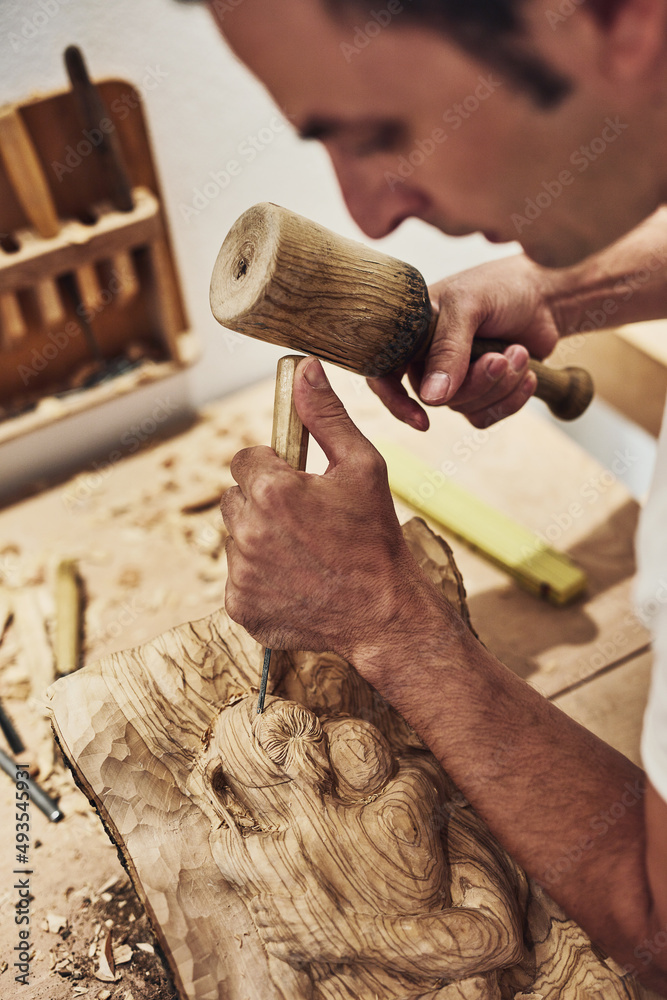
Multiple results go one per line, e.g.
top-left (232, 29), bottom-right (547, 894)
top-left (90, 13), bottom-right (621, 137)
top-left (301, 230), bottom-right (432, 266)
top-left (215, 0), bottom-right (662, 267)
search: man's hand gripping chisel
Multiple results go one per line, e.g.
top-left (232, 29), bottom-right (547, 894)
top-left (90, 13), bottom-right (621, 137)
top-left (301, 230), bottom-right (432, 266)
top-left (256, 355), bottom-right (309, 714)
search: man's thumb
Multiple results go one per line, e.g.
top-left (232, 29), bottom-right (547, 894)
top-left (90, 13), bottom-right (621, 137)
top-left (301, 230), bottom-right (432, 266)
top-left (419, 317), bottom-right (473, 406)
top-left (293, 358), bottom-right (364, 465)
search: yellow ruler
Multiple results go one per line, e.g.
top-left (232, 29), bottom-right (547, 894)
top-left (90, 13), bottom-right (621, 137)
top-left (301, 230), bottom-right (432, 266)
top-left (376, 440), bottom-right (587, 606)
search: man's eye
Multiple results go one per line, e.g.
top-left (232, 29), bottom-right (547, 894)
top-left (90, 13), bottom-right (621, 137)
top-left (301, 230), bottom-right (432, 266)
top-left (351, 123), bottom-right (404, 156)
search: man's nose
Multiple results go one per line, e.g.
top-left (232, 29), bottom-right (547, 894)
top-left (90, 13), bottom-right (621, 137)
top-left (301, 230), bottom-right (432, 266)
top-left (329, 149), bottom-right (432, 239)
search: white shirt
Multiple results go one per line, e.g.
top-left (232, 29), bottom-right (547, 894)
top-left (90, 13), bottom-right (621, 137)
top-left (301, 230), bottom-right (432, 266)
top-left (636, 405), bottom-right (667, 803)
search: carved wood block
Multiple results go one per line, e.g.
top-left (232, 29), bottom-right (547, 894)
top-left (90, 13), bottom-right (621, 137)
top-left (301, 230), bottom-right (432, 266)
top-left (47, 518), bottom-right (648, 1000)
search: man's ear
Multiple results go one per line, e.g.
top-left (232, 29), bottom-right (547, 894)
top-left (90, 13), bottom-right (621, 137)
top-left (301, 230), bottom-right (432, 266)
top-left (592, 0), bottom-right (667, 83)
top-left (528, 0), bottom-right (667, 91)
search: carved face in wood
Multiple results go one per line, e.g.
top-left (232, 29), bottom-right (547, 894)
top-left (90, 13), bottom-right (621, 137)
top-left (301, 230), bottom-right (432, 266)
top-left (203, 694), bottom-right (395, 813)
top-left (196, 692), bottom-right (532, 999)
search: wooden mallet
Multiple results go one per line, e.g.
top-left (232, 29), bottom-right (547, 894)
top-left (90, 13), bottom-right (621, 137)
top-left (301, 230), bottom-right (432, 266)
top-left (212, 206), bottom-right (594, 697)
top-left (209, 202), bottom-right (594, 422)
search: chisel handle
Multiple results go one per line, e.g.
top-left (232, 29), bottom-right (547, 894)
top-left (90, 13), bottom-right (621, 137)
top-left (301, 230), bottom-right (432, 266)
top-left (470, 337), bottom-right (594, 422)
top-left (271, 355), bottom-right (310, 470)
top-left (0, 107), bottom-right (60, 238)
top-left (257, 355), bottom-right (309, 714)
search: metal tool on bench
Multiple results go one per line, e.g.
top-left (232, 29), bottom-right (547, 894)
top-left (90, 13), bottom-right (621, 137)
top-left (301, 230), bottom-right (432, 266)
top-left (256, 354), bottom-right (309, 713)
top-left (210, 202), bottom-right (594, 421)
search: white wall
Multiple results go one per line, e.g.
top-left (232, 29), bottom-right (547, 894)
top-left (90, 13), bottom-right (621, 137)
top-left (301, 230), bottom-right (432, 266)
top-left (0, 0), bottom-right (655, 500)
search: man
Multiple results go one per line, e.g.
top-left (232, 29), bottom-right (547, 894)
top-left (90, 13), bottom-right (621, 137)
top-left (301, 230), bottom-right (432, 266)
top-left (208, 0), bottom-right (667, 991)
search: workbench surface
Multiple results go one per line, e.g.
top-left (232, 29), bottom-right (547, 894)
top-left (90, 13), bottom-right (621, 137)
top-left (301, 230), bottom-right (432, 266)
top-left (0, 368), bottom-right (653, 998)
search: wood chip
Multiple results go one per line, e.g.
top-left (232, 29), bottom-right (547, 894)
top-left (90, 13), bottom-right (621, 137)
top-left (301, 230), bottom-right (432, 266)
top-left (180, 492), bottom-right (225, 515)
top-left (95, 930), bottom-right (119, 983)
top-left (96, 875), bottom-right (118, 895)
top-left (12, 588), bottom-right (54, 697)
top-left (136, 942), bottom-right (154, 954)
top-left (113, 944), bottom-right (133, 965)
top-left (46, 913), bottom-right (67, 933)
top-left (100, 892), bottom-right (113, 903)
top-left (0, 660), bottom-right (28, 699)
top-left (97, 991), bottom-right (112, 1000)
top-left (117, 567), bottom-right (141, 589)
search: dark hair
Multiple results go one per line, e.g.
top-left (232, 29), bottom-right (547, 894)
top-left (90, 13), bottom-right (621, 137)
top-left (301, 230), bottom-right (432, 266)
top-left (326, 0), bottom-right (573, 108)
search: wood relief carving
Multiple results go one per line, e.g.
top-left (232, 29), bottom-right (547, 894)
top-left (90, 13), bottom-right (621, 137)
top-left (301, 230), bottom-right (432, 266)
top-left (48, 518), bottom-right (648, 1000)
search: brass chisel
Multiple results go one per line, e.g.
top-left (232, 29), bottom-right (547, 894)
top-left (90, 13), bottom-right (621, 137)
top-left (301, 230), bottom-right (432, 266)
top-left (257, 355), bottom-right (309, 713)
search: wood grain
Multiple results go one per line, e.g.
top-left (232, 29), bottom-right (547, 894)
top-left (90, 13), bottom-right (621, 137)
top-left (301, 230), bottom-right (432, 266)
top-left (209, 205), bottom-right (592, 420)
top-left (48, 519), bottom-right (648, 1000)
top-left (209, 202), bottom-right (432, 377)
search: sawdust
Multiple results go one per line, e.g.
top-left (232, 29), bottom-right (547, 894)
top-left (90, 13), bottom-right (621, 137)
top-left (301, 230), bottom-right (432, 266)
top-left (0, 401), bottom-right (273, 1000)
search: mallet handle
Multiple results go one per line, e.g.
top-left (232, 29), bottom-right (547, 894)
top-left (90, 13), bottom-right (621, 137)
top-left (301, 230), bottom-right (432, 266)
top-left (470, 337), bottom-right (594, 422)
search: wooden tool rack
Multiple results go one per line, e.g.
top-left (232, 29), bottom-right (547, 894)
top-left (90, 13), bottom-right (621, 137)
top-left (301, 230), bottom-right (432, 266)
top-left (0, 80), bottom-right (195, 444)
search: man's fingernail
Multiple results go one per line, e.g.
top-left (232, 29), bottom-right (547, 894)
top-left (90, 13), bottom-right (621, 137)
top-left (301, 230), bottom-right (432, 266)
top-left (304, 358), bottom-right (330, 388)
top-left (506, 344), bottom-right (526, 373)
top-left (486, 355), bottom-right (507, 382)
top-left (421, 372), bottom-right (451, 403)
top-left (521, 372), bottom-right (538, 396)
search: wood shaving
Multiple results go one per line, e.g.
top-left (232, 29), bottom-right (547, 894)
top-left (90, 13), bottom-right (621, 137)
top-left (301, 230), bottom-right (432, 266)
top-left (117, 568), bottom-right (142, 589)
top-left (113, 944), bottom-right (133, 965)
top-left (95, 930), bottom-right (119, 983)
top-left (46, 913), bottom-right (67, 933)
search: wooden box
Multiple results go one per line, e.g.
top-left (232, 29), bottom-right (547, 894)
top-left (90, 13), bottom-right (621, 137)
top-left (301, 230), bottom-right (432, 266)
top-left (0, 80), bottom-right (196, 444)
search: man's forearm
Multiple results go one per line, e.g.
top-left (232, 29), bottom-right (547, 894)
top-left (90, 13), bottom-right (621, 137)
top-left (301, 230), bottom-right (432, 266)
top-left (350, 589), bottom-right (667, 994)
top-left (545, 208), bottom-right (667, 335)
